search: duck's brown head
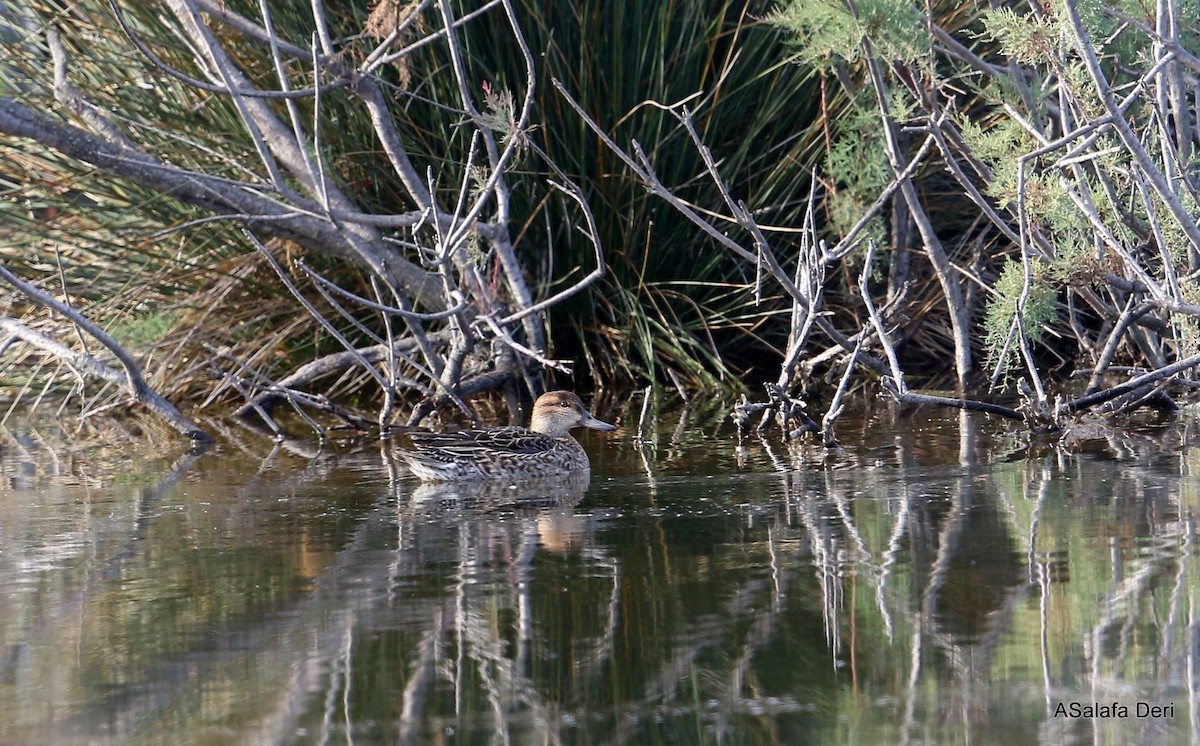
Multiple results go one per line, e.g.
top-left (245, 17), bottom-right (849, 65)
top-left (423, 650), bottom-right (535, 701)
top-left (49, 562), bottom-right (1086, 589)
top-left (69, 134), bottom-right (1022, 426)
top-left (529, 391), bottom-right (616, 437)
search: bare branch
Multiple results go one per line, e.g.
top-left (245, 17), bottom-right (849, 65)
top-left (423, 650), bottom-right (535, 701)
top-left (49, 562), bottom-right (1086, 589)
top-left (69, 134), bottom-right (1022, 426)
top-left (0, 267), bottom-right (208, 440)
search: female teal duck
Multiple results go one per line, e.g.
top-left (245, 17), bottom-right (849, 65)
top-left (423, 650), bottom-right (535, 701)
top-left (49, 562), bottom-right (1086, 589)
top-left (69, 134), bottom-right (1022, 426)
top-left (400, 391), bottom-right (616, 481)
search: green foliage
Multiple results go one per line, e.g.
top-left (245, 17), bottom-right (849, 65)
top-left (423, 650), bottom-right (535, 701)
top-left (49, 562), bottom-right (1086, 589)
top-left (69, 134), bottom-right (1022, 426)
top-left (983, 260), bottom-right (1058, 374)
top-left (1148, 194), bottom-right (1200, 271)
top-left (1057, 0), bottom-right (1122, 54)
top-left (825, 191), bottom-right (885, 247)
top-left (957, 116), bottom-right (1029, 208)
top-left (769, 0), bottom-right (926, 66)
top-left (826, 105), bottom-right (891, 190)
top-left (480, 82), bottom-right (528, 159)
top-left (982, 0), bottom-right (1150, 67)
top-left (1059, 61), bottom-right (1106, 121)
top-left (1025, 174), bottom-right (1080, 233)
top-left (824, 102), bottom-right (890, 243)
top-left (957, 114), bottom-right (1087, 240)
top-left (1045, 237), bottom-right (1100, 287)
top-left (980, 8), bottom-right (1058, 66)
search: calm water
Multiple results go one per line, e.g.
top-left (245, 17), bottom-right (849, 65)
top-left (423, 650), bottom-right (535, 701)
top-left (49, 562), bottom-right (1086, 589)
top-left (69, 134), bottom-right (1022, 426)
top-left (0, 398), bottom-right (1197, 745)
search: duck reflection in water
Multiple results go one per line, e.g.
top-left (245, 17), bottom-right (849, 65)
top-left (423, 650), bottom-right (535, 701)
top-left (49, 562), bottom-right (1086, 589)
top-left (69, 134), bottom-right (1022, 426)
top-left (403, 471), bottom-right (592, 556)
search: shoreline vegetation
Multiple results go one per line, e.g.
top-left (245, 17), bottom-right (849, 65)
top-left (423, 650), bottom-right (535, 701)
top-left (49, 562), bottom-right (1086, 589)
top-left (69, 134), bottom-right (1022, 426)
top-left (2, 0), bottom-right (1200, 444)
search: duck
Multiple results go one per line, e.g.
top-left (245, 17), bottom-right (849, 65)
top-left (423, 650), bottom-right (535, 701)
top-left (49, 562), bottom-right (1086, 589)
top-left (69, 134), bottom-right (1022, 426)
top-left (399, 391), bottom-right (616, 481)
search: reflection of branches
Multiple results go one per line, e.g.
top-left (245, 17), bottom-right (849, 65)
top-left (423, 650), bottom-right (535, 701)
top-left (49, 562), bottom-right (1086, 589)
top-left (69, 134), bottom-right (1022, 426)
top-left (795, 492), bottom-right (843, 657)
top-left (397, 608), bottom-right (446, 744)
top-left (992, 445), bottom-right (1199, 737)
top-left (569, 553), bottom-right (622, 684)
top-left (0, 442), bottom-right (425, 743)
top-left (604, 564), bottom-right (804, 744)
top-left (0, 439), bottom-right (210, 670)
top-left (712, 578), bottom-right (786, 738)
top-left (1088, 524), bottom-right (1184, 690)
top-left (995, 461), bottom-right (1055, 710)
top-left (896, 471), bottom-right (1037, 743)
top-left (383, 420), bottom-right (1197, 742)
top-left (390, 482), bottom-right (598, 741)
top-left (875, 487), bottom-right (912, 641)
top-left (250, 491), bottom-right (416, 743)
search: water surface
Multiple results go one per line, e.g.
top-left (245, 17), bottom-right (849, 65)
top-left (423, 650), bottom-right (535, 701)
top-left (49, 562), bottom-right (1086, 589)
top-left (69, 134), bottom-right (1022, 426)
top-left (0, 400), bottom-right (1197, 744)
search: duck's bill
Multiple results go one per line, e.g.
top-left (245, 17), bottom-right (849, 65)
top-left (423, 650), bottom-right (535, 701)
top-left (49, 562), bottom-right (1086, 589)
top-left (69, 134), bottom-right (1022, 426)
top-left (581, 414), bottom-right (617, 431)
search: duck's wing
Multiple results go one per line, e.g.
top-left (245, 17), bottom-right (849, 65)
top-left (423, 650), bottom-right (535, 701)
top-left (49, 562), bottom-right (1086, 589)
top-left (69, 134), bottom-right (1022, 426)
top-left (409, 426), bottom-right (559, 457)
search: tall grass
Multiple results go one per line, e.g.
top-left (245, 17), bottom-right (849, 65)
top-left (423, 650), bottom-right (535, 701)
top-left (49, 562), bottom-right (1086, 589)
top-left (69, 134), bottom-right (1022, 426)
top-left (409, 0), bottom-right (823, 387)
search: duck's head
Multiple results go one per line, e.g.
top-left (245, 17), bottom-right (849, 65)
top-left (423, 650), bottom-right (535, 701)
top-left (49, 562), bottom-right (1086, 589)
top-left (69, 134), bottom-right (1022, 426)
top-left (529, 391), bottom-right (616, 437)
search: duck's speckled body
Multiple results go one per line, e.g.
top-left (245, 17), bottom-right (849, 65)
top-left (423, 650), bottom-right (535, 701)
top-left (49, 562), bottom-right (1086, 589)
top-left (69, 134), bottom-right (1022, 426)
top-left (399, 391), bottom-right (616, 481)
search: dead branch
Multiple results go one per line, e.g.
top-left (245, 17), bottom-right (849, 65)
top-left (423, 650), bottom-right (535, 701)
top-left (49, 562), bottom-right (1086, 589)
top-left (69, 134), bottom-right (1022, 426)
top-left (0, 98), bottom-right (447, 312)
top-left (1066, 351), bottom-right (1200, 415)
top-left (0, 309), bottom-right (207, 440)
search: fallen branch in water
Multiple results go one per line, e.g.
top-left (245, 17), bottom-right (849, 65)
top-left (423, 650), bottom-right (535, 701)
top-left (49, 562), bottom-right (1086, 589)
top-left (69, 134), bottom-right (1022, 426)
top-left (1065, 351), bottom-right (1200, 415)
top-left (731, 383), bottom-right (820, 441)
top-left (0, 265), bottom-right (208, 440)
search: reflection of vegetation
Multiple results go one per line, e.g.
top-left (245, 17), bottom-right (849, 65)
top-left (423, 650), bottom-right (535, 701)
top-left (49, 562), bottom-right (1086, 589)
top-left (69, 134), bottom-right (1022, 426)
top-left (1, 409), bottom-right (1196, 743)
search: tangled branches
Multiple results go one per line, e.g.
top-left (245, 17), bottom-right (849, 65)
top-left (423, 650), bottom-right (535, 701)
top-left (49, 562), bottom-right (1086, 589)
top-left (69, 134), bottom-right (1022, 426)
top-left (0, 0), bottom-right (603, 438)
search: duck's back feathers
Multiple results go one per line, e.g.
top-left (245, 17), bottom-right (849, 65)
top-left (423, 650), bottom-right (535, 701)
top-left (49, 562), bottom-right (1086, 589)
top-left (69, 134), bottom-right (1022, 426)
top-left (400, 426), bottom-right (590, 481)
top-left (409, 427), bottom-right (559, 456)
